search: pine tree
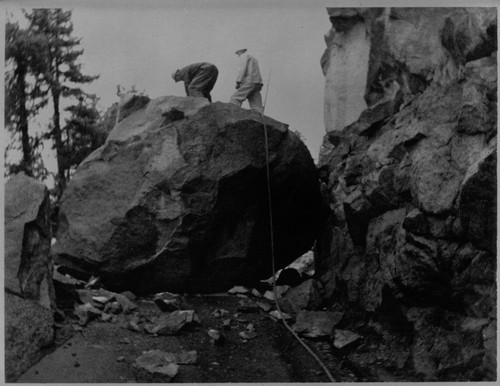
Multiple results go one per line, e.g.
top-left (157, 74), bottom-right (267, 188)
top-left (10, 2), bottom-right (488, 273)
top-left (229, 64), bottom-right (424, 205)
top-left (62, 93), bottom-right (104, 180)
top-left (25, 9), bottom-right (98, 197)
top-left (5, 18), bottom-right (49, 178)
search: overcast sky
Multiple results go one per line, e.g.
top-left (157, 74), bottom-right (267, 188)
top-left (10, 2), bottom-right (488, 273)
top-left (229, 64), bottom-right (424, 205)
top-left (4, 0), bottom-right (332, 175)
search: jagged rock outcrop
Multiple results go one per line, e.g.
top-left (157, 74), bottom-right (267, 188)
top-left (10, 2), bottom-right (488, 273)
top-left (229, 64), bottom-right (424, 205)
top-left (318, 7), bottom-right (496, 381)
top-left (4, 173), bottom-right (55, 381)
top-left (54, 96), bottom-right (322, 294)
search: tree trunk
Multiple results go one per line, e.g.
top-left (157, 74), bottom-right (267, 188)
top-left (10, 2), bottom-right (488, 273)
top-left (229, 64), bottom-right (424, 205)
top-left (52, 89), bottom-right (66, 197)
top-left (16, 64), bottom-right (33, 176)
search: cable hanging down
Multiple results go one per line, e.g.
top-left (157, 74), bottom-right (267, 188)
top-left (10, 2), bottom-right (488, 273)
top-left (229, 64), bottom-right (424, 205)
top-left (259, 74), bottom-right (336, 382)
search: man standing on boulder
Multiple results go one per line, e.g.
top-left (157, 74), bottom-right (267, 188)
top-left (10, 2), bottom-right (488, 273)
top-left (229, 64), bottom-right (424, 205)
top-left (172, 62), bottom-right (219, 102)
top-left (229, 49), bottom-right (264, 112)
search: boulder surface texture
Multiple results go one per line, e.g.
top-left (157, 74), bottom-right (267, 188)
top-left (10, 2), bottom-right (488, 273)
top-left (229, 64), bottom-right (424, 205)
top-left (318, 7), bottom-right (496, 381)
top-left (4, 173), bottom-right (55, 381)
top-left (54, 96), bottom-right (322, 294)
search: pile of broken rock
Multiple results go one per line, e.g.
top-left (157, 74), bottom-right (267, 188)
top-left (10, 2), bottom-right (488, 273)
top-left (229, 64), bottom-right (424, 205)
top-left (53, 257), bottom-right (361, 382)
top-left (225, 270), bottom-right (361, 351)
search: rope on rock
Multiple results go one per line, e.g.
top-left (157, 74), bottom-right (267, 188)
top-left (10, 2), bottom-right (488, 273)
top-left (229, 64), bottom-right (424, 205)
top-left (259, 103), bottom-right (337, 382)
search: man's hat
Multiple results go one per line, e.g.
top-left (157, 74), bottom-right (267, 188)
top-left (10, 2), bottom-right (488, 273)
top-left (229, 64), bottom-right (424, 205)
top-left (235, 48), bottom-right (247, 55)
top-left (171, 70), bottom-right (179, 81)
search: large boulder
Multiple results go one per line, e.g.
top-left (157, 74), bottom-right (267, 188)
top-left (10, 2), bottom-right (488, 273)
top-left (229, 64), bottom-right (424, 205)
top-left (54, 96), bottom-right (322, 294)
top-left (4, 173), bottom-right (55, 381)
top-left (318, 7), bottom-right (496, 381)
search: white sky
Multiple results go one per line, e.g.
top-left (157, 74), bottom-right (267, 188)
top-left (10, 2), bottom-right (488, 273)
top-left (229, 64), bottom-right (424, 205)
top-left (4, 0), bottom-right (332, 175)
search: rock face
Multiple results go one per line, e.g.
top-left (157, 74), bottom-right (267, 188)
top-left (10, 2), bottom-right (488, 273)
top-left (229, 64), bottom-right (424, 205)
top-left (318, 8), bottom-right (496, 381)
top-left (4, 173), bottom-right (55, 381)
top-left (322, 8), bottom-right (370, 133)
top-left (54, 96), bottom-right (322, 294)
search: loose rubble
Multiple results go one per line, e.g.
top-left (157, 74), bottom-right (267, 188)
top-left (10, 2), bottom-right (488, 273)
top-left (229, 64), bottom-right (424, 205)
top-left (44, 251), bottom-right (366, 382)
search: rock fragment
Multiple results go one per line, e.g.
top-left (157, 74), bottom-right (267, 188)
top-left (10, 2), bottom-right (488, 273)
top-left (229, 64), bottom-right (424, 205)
top-left (154, 292), bottom-right (181, 312)
top-left (269, 310), bottom-right (292, 321)
top-left (222, 319), bottom-right (232, 330)
top-left (207, 329), bottom-right (224, 345)
top-left (228, 286), bottom-right (250, 295)
top-left (85, 276), bottom-right (102, 289)
top-left (239, 331), bottom-right (258, 340)
top-left (333, 329), bottom-right (362, 350)
top-left (237, 299), bottom-right (260, 313)
top-left (279, 279), bottom-right (323, 314)
top-left (75, 303), bottom-right (102, 326)
top-left (293, 310), bottom-right (344, 338)
top-left (149, 310), bottom-right (200, 335)
top-left (133, 350), bottom-right (179, 382)
top-left (211, 309), bottom-right (230, 318)
top-left (256, 301), bottom-right (272, 312)
top-left (250, 288), bottom-right (261, 298)
top-left (114, 293), bottom-right (137, 314)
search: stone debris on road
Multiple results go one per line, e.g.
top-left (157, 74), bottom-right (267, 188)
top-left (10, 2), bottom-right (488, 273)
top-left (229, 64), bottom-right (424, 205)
top-left (120, 291), bottom-right (137, 301)
top-left (293, 310), bottom-right (344, 338)
top-left (84, 276), bottom-right (102, 289)
top-left (154, 292), bottom-right (182, 312)
top-left (237, 299), bottom-right (260, 313)
top-left (114, 293), bottom-right (137, 314)
top-left (127, 314), bottom-right (142, 332)
top-left (333, 329), bottom-right (362, 350)
top-left (37, 266), bottom-right (346, 381)
top-left (263, 285), bottom-right (290, 301)
top-left (251, 288), bottom-right (262, 298)
top-left (165, 350), bottom-right (198, 365)
top-left (92, 296), bottom-right (111, 305)
top-left (269, 310), bottom-right (293, 321)
top-left (100, 312), bottom-right (115, 323)
top-left (133, 350), bottom-right (180, 382)
top-left (263, 291), bottom-right (276, 301)
top-left (228, 286), bottom-right (250, 294)
top-left (256, 301), bottom-right (272, 312)
top-left (239, 331), bottom-right (258, 341)
top-left (147, 310), bottom-right (200, 335)
top-left (222, 318), bottom-right (232, 330)
top-left (211, 308), bottom-right (230, 318)
top-left (207, 329), bottom-right (224, 345)
top-left (104, 301), bottom-right (122, 315)
top-left (74, 303), bottom-right (102, 326)
top-left (279, 279), bottom-right (323, 314)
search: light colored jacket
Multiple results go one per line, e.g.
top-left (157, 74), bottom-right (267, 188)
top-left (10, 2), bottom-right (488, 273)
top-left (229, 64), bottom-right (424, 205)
top-left (236, 53), bottom-right (263, 85)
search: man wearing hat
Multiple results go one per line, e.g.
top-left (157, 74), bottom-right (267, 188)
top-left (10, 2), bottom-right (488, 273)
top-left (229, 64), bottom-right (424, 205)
top-left (229, 49), bottom-right (264, 112)
top-left (172, 62), bottom-right (219, 102)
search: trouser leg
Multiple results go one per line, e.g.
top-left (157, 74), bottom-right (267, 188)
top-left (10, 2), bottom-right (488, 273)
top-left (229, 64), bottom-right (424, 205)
top-left (187, 89), bottom-right (205, 98)
top-left (248, 88), bottom-right (263, 112)
top-left (188, 66), bottom-right (218, 101)
top-left (229, 82), bottom-right (255, 106)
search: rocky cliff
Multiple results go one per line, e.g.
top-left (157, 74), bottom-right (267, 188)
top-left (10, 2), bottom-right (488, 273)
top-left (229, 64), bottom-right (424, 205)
top-left (318, 7), bottom-right (496, 381)
top-left (54, 96), bottom-right (323, 294)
